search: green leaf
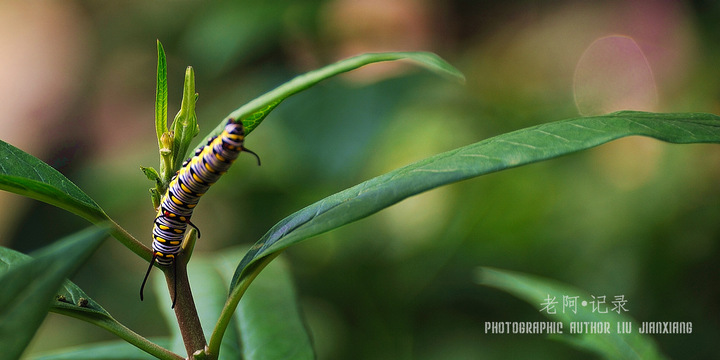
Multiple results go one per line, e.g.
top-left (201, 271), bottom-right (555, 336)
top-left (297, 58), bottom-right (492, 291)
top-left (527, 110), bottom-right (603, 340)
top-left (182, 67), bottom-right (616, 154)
top-left (199, 51), bottom-right (465, 144)
top-left (228, 251), bottom-right (313, 360)
top-left (140, 166), bottom-right (161, 185)
top-left (0, 140), bottom-right (149, 262)
top-left (151, 268), bottom-right (183, 354)
top-left (206, 248), bottom-right (314, 360)
top-left (477, 267), bottom-right (668, 359)
top-left (170, 66), bottom-right (200, 174)
top-left (229, 111), bottom-right (720, 294)
top-left (28, 338), bottom-right (172, 360)
top-left (0, 139), bottom-right (107, 222)
top-left (0, 244), bottom-right (29, 272)
top-left (189, 256), bottom-right (243, 360)
top-left (141, 166), bottom-right (163, 209)
top-left (0, 226), bottom-right (108, 360)
top-left (1, 238), bottom-right (113, 323)
top-left (155, 40), bottom-right (169, 150)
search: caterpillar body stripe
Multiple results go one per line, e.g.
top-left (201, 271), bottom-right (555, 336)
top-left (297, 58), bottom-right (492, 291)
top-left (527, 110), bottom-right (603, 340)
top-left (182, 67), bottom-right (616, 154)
top-left (140, 119), bottom-right (260, 307)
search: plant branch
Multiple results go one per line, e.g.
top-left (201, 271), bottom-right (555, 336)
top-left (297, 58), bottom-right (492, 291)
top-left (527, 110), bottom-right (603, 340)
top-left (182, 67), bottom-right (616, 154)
top-left (166, 254), bottom-right (206, 359)
top-left (51, 307), bottom-right (183, 360)
top-left (107, 218), bottom-right (152, 262)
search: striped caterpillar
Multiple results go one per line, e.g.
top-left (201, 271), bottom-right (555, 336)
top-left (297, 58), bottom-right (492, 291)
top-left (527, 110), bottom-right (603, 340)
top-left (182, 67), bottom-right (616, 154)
top-left (140, 119), bottom-right (259, 307)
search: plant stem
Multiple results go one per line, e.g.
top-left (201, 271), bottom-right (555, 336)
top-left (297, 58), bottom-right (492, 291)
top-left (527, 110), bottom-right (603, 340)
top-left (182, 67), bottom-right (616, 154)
top-left (108, 218), bottom-right (152, 261)
top-left (166, 257), bottom-right (206, 358)
top-left (51, 308), bottom-right (183, 360)
top-left (81, 210), bottom-right (152, 262)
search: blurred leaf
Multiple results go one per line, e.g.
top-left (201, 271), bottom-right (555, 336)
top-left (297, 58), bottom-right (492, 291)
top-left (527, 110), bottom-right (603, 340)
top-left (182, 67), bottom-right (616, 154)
top-left (181, 1), bottom-right (290, 77)
top-left (152, 269), bottom-right (183, 355)
top-left (0, 245), bottom-right (29, 272)
top-left (29, 338), bottom-right (171, 360)
top-left (229, 252), bottom-right (314, 360)
top-left (228, 111), bottom-right (720, 295)
top-left (1, 245), bottom-right (180, 360)
top-left (0, 226), bottom-right (108, 360)
top-left (0, 139), bottom-right (107, 222)
top-left (207, 247), bottom-right (314, 360)
top-left (477, 267), bottom-right (668, 360)
top-left (199, 51), bottom-right (465, 144)
top-left (193, 256), bottom-right (242, 360)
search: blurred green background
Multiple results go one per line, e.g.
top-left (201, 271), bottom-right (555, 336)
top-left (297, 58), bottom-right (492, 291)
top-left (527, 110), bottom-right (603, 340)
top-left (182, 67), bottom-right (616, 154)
top-left (1, 0), bottom-right (718, 359)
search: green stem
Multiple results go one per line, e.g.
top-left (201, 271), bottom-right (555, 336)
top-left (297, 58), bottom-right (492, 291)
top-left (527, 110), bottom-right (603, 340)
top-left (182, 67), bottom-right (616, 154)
top-left (77, 207), bottom-right (151, 262)
top-left (108, 218), bottom-right (153, 261)
top-left (50, 308), bottom-right (183, 360)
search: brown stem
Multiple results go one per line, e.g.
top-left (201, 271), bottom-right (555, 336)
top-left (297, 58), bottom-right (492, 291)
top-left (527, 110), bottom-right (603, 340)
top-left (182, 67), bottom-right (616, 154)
top-left (164, 259), bottom-right (206, 358)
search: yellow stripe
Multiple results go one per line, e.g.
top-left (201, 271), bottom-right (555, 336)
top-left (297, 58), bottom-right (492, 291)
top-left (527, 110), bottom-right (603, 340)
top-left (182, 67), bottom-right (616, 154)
top-left (171, 195), bottom-right (183, 205)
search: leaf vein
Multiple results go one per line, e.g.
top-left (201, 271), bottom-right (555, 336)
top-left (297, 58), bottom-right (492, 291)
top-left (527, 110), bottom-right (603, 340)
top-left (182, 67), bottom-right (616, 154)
top-left (496, 139), bottom-right (538, 150)
top-left (534, 129), bottom-right (571, 142)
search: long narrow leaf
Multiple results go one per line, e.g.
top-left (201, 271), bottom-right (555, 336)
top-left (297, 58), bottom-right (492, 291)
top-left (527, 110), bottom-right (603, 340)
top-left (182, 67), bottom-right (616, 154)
top-left (229, 111), bottom-right (720, 294)
top-left (199, 51), bottom-right (465, 144)
top-left (155, 39), bottom-right (169, 149)
top-left (477, 267), bottom-right (667, 359)
top-left (170, 66), bottom-right (200, 172)
top-left (0, 226), bottom-right (108, 360)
